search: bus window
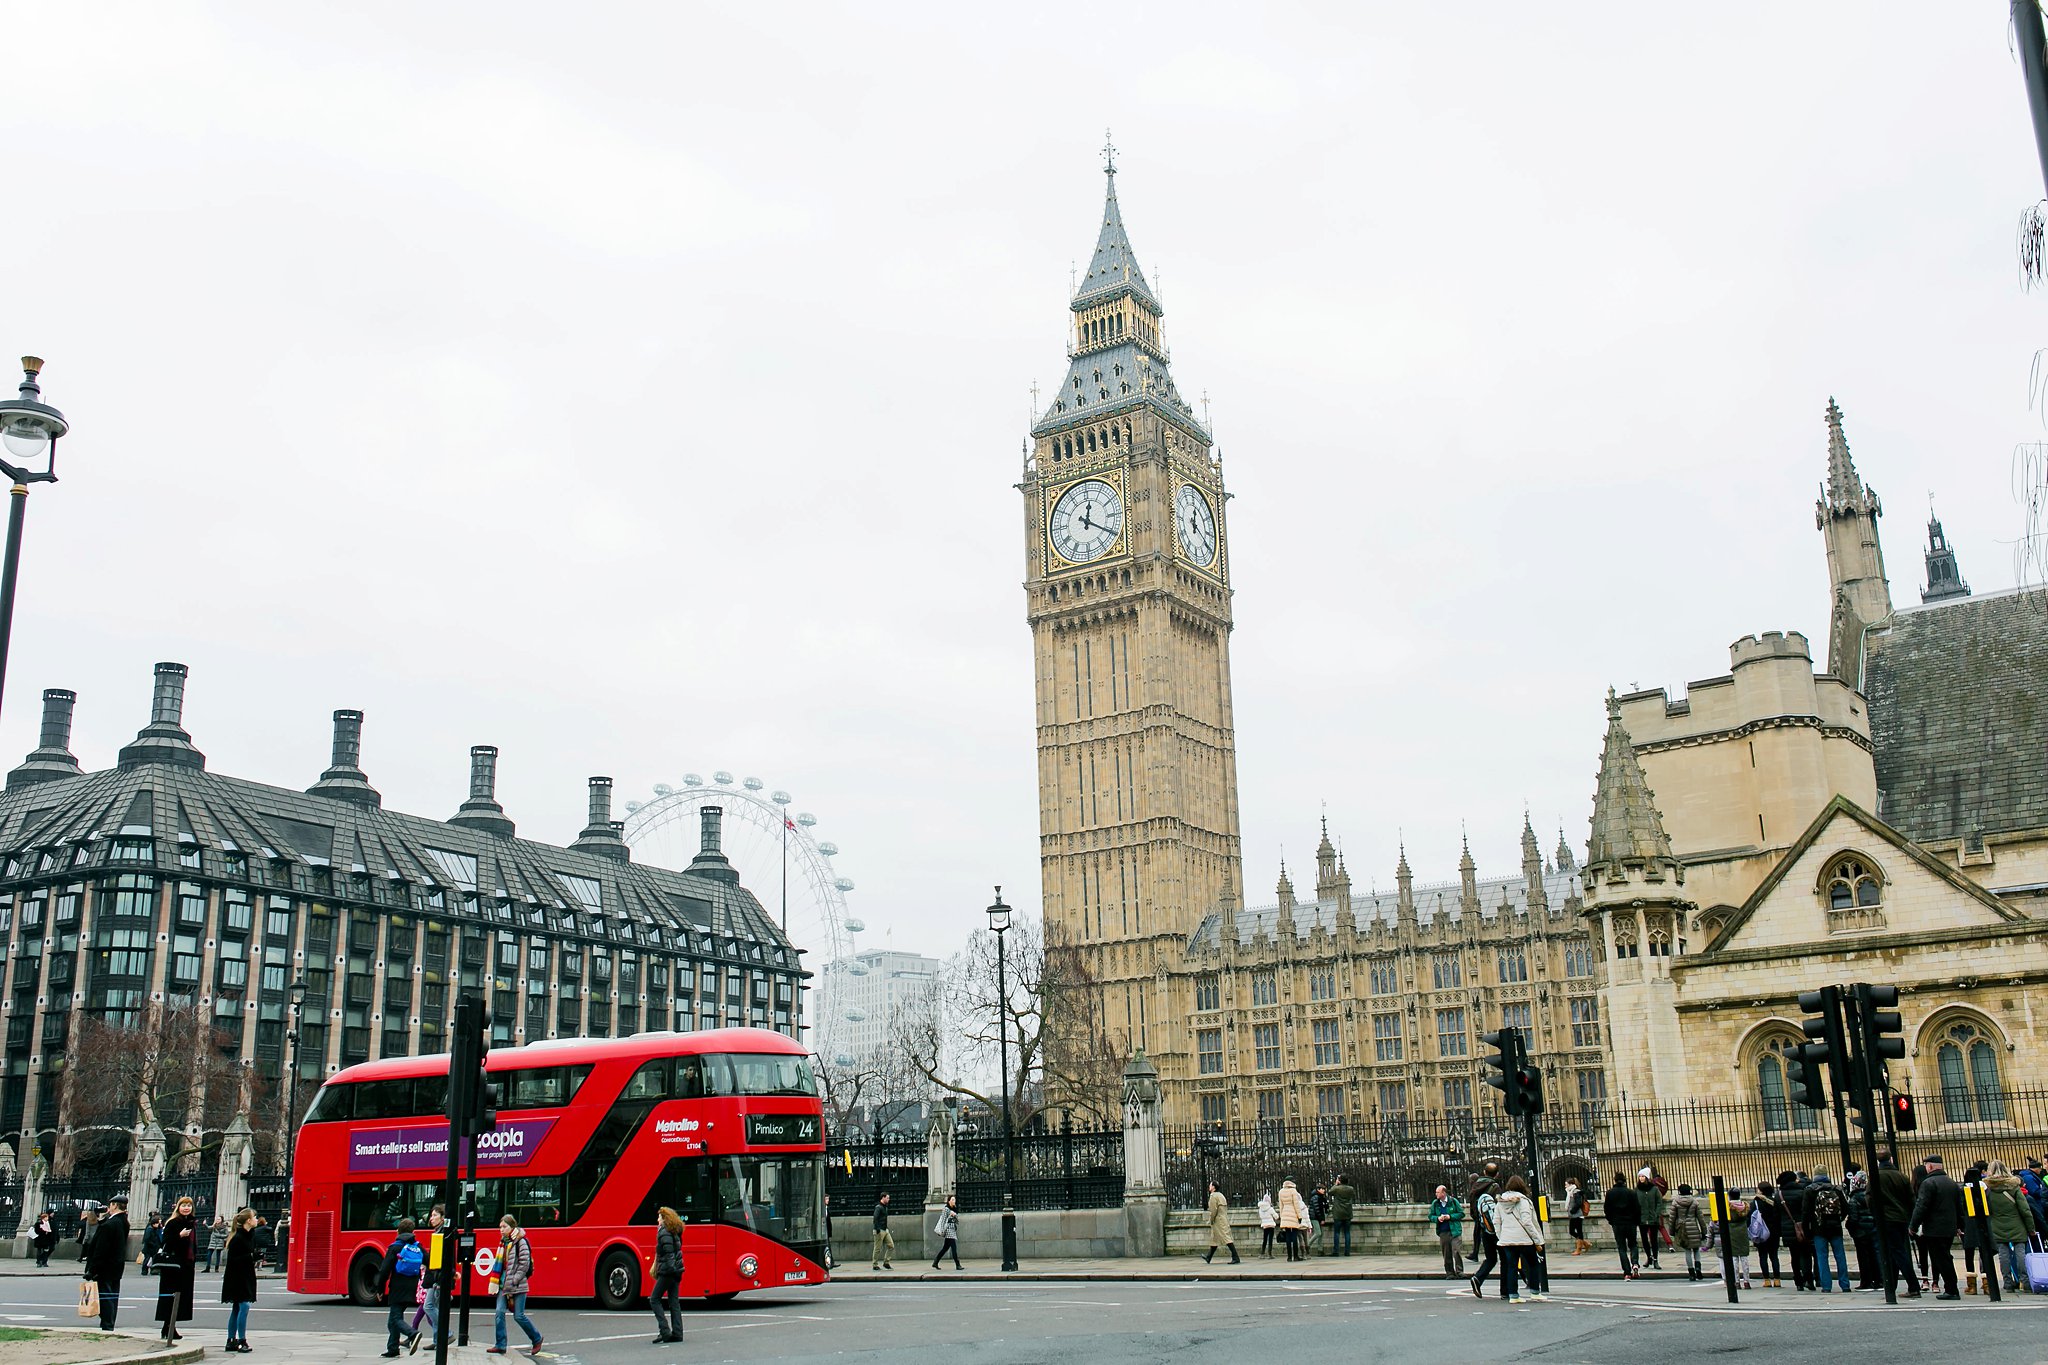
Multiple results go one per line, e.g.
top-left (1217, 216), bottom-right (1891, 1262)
top-left (414, 1074), bottom-right (449, 1117)
top-left (355, 1079), bottom-right (420, 1121)
top-left (502, 1064), bottom-right (591, 1109)
top-left (672, 1055), bottom-right (707, 1099)
top-left (342, 1182), bottom-right (415, 1230)
top-left (630, 1157), bottom-right (715, 1226)
top-left (622, 1059), bottom-right (670, 1101)
top-left (713, 1155), bottom-right (825, 1245)
top-left (302, 1082), bottom-right (355, 1124)
top-left (718, 1053), bottom-right (818, 1098)
top-left (503, 1176), bottom-right (563, 1227)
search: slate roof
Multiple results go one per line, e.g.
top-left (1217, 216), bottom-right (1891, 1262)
top-left (0, 758), bottom-right (800, 971)
top-left (1864, 585), bottom-right (2048, 846)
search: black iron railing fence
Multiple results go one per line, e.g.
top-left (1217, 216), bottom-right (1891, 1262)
top-left (957, 1118), bottom-right (1124, 1212)
top-left (1163, 1091), bottom-right (2048, 1212)
top-left (1162, 1114), bottom-right (1596, 1211)
top-left (825, 1130), bottom-right (929, 1214)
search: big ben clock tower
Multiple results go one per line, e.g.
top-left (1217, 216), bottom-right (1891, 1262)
top-left (1023, 145), bottom-right (1244, 1079)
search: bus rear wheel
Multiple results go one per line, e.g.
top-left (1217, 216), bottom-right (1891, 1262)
top-left (348, 1249), bottom-right (384, 1306)
top-left (595, 1248), bottom-right (641, 1311)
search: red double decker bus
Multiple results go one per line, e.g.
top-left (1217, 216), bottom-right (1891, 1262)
top-left (286, 1028), bottom-right (827, 1307)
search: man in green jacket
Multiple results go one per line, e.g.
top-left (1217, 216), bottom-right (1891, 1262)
top-left (1430, 1185), bottom-right (1466, 1279)
top-left (1328, 1176), bottom-right (1356, 1256)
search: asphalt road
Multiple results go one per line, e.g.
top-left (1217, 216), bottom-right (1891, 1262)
top-left (7, 1274), bottom-right (2046, 1364)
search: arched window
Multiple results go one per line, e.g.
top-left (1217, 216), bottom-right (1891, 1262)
top-left (1757, 1037), bottom-right (1820, 1132)
top-left (1824, 855), bottom-right (1882, 912)
top-left (1935, 1019), bottom-right (2006, 1123)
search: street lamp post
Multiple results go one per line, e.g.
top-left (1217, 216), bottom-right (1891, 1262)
top-left (986, 887), bottom-right (1018, 1272)
top-left (283, 975), bottom-right (308, 1186)
top-left (0, 359), bottom-right (69, 723)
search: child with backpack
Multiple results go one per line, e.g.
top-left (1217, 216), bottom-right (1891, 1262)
top-left (377, 1219), bottom-right (423, 1359)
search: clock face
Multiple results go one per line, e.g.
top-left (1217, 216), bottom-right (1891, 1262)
top-left (1048, 479), bottom-right (1125, 564)
top-left (1175, 483), bottom-right (1218, 568)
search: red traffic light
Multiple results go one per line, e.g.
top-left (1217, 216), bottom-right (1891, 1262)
top-left (1892, 1092), bottom-right (1918, 1132)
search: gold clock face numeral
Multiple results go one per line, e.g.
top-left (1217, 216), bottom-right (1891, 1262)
top-left (1049, 479), bottom-right (1125, 564)
top-left (1175, 483), bottom-right (1218, 567)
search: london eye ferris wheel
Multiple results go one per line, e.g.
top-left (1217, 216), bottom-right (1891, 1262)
top-left (620, 773), bottom-right (863, 1057)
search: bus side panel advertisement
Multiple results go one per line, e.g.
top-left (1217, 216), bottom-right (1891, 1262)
top-left (346, 1117), bottom-right (557, 1174)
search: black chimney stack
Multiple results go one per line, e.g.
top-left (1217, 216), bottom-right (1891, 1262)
top-left (307, 708), bottom-right (382, 807)
top-left (447, 744), bottom-right (515, 838)
top-left (117, 662), bottom-right (206, 770)
top-left (569, 776), bottom-right (631, 863)
top-left (6, 687), bottom-right (81, 788)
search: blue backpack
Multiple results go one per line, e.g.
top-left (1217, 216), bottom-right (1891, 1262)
top-left (395, 1240), bottom-right (424, 1277)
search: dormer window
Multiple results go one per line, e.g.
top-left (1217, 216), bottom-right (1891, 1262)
top-left (1821, 853), bottom-right (1885, 931)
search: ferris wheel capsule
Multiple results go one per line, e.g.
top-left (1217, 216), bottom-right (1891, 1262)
top-left (714, 771), bottom-right (735, 785)
top-left (771, 790), bottom-right (792, 805)
top-left (833, 1053), bottom-right (857, 1068)
top-left (653, 784), bottom-right (673, 797)
top-left (625, 801), bottom-right (643, 814)
top-left (845, 916), bottom-right (865, 933)
top-left (834, 877), bottom-right (855, 892)
top-left (796, 812), bottom-right (817, 828)
top-left (743, 776), bottom-right (764, 791)
top-left (683, 773), bottom-right (704, 787)
top-left (818, 841), bottom-right (839, 856)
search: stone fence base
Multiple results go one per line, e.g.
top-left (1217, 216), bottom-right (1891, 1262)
top-left (1166, 1204), bottom-right (1614, 1256)
top-left (832, 1207), bottom-right (1130, 1264)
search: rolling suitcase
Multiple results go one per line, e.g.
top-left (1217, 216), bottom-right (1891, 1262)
top-left (2024, 1236), bottom-right (2048, 1293)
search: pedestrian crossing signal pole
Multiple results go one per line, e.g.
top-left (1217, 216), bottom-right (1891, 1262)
top-left (1709, 1176), bottom-right (1738, 1304)
top-left (436, 996), bottom-right (486, 1365)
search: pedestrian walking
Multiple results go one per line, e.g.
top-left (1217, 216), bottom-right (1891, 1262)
top-left (1494, 1175), bottom-right (1547, 1303)
top-left (1720, 1189), bottom-right (1753, 1289)
top-left (1669, 1185), bottom-right (1710, 1280)
top-left (1634, 1169), bottom-right (1665, 1270)
top-left (32, 1211), bottom-right (55, 1267)
top-left (85, 1196), bottom-right (129, 1331)
top-left (870, 1192), bottom-right (894, 1270)
top-left (140, 1212), bottom-right (165, 1272)
top-left (1960, 1160), bottom-right (1993, 1294)
top-left (1256, 1187), bottom-right (1277, 1258)
top-left (1778, 1171), bottom-right (1816, 1290)
top-left (1202, 1182), bottom-right (1241, 1264)
top-left (1429, 1184), bottom-right (1465, 1278)
top-left (1843, 1170), bottom-right (1878, 1289)
top-left (1803, 1170), bottom-right (1852, 1292)
top-left (402, 1206), bottom-right (448, 1352)
top-left (1468, 1179), bottom-right (1503, 1298)
top-left (1748, 1176), bottom-right (1784, 1287)
top-left (155, 1195), bottom-right (198, 1343)
top-left (221, 1208), bottom-right (257, 1353)
top-left (1328, 1175), bottom-right (1355, 1257)
top-left (1603, 1171), bottom-right (1641, 1279)
top-left (488, 1216), bottom-right (543, 1356)
top-left (1873, 1150), bottom-right (1921, 1298)
top-left (1985, 1160), bottom-right (2033, 1294)
top-left (1275, 1179), bottom-right (1311, 1263)
top-left (1908, 1153), bottom-right (1964, 1300)
top-left (376, 1218), bottom-right (424, 1358)
top-left (1469, 1162), bottom-right (1501, 1264)
top-left (650, 1206), bottom-right (685, 1344)
top-left (1564, 1179), bottom-right (1589, 1256)
top-left (206, 1217), bottom-right (228, 1274)
top-left (931, 1194), bottom-right (964, 1270)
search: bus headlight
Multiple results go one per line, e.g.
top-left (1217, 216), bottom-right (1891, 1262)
top-left (737, 1254), bottom-right (759, 1279)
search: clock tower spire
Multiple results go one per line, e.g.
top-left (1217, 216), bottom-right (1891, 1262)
top-left (1022, 150), bottom-right (1243, 1089)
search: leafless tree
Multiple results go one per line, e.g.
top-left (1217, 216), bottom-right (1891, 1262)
top-left (889, 913), bottom-right (1129, 1129)
top-left (62, 1002), bottom-right (260, 1172)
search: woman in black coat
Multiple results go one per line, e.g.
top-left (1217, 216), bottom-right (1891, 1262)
top-left (220, 1208), bottom-right (257, 1352)
top-left (156, 1196), bottom-right (199, 1342)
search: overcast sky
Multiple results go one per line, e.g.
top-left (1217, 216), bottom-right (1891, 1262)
top-left (7, 4), bottom-right (2043, 969)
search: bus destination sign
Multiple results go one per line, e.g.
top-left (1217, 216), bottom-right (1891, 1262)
top-left (744, 1113), bottom-right (821, 1146)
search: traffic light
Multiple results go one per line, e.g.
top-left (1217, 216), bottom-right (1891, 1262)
top-left (1481, 1027), bottom-right (1525, 1117)
top-left (1856, 983), bottom-right (1906, 1082)
top-left (445, 995), bottom-right (494, 1135)
top-left (1513, 1060), bottom-right (1546, 1117)
top-left (1786, 1042), bottom-right (1830, 1111)
top-left (1892, 1092), bottom-right (1919, 1133)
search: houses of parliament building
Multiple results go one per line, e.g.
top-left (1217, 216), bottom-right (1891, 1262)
top-left (1018, 151), bottom-right (1605, 1131)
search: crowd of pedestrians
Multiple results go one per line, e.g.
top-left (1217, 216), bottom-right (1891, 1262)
top-left (65, 1194), bottom-right (265, 1349)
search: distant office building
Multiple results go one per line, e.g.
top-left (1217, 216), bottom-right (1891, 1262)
top-left (819, 947), bottom-right (942, 1067)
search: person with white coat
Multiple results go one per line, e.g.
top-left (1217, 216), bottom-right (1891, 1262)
top-left (1493, 1175), bottom-right (1548, 1303)
top-left (1256, 1188), bottom-right (1278, 1258)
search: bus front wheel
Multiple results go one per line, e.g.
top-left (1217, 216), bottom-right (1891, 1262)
top-left (347, 1249), bottom-right (384, 1306)
top-left (595, 1248), bottom-right (641, 1311)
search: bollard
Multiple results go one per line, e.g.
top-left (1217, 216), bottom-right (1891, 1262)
top-left (1710, 1176), bottom-right (1739, 1304)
